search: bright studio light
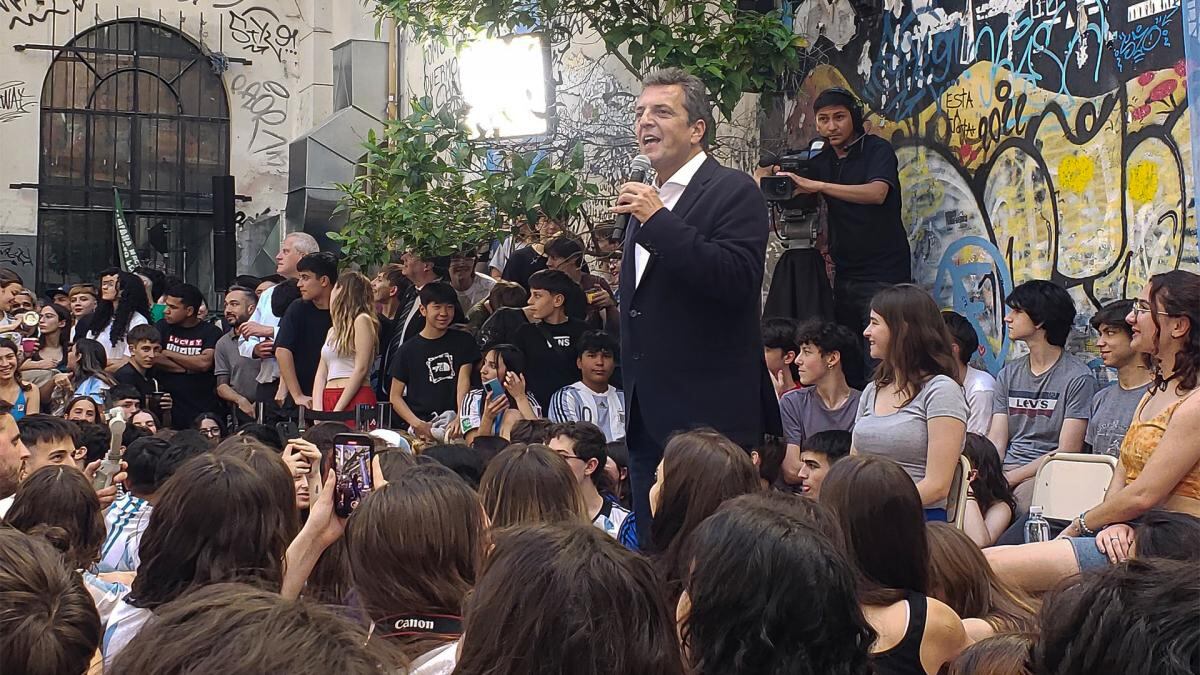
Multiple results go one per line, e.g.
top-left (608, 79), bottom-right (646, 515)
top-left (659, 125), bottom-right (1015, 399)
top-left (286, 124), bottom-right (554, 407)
top-left (458, 33), bottom-right (549, 138)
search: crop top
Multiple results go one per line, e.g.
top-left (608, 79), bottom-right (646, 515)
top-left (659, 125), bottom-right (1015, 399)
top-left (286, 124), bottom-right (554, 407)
top-left (320, 340), bottom-right (357, 380)
top-left (1119, 390), bottom-right (1200, 500)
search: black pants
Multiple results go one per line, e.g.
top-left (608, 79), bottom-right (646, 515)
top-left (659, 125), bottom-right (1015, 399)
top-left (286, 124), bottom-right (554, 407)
top-left (254, 380), bottom-right (296, 426)
top-left (833, 276), bottom-right (898, 390)
top-left (625, 402), bottom-right (663, 548)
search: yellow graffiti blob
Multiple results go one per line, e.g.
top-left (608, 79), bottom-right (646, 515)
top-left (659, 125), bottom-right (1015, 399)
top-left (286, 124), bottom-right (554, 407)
top-left (1127, 161), bottom-right (1160, 204)
top-left (1057, 154), bottom-right (1095, 194)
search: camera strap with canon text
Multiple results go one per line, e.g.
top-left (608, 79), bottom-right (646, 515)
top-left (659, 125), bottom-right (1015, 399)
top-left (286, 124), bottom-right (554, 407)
top-left (369, 613), bottom-right (463, 640)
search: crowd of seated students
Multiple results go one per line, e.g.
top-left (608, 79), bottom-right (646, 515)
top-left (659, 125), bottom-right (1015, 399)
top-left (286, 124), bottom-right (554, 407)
top-left (0, 254), bottom-right (1197, 675)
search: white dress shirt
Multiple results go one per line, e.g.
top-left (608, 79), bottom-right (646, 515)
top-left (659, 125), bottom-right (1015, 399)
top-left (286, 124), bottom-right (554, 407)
top-left (634, 151), bottom-right (707, 288)
top-left (238, 283), bottom-right (282, 383)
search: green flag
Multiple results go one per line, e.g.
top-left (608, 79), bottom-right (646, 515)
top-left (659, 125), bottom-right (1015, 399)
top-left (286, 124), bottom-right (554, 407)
top-left (113, 188), bottom-right (139, 272)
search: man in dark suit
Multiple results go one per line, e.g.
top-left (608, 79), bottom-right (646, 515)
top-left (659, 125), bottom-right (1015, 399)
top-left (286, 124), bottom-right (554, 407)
top-left (613, 68), bottom-right (779, 540)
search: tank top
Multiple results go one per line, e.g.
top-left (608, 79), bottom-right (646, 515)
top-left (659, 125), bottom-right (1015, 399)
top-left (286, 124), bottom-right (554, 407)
top-left (12, 387), bottom-right (26, 421)
top-left (320, 339), bottom-right (357, 380)
top-left (1119, 389), bottom-right (1200, 500)
top-left (872, 591), bottom-right (928, 675)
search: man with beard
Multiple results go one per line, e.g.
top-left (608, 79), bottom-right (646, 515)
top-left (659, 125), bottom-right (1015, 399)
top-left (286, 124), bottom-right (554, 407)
top-left (0, 399), bottom-right (31, 517)
top-left (215, 286), bottom-right (260, 424)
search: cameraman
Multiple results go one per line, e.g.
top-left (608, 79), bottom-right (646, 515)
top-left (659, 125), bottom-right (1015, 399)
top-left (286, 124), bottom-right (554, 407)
top-left (764, 88), bottom-right (910, 386)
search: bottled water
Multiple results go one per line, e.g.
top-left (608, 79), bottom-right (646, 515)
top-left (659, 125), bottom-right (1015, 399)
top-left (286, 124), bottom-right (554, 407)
top-left (1025, 505), bottom-right (1051, 543)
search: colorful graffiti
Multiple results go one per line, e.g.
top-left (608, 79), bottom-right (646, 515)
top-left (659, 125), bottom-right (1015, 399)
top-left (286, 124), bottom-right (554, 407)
top-left (789, 0), bottom-right (1199, 375)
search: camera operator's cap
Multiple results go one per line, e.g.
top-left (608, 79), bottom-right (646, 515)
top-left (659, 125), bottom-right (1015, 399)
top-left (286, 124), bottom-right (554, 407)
top-left (42, 287), bottom-right (68, 302)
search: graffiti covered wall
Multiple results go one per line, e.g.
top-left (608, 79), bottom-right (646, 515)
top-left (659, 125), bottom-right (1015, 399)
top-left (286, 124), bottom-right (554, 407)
top-left (788, 0), bottom-right (1200, 376)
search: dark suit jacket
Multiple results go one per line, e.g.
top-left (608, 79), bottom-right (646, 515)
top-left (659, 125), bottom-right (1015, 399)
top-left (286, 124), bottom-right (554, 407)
top-left (619, 155), bottom-right (780, 449)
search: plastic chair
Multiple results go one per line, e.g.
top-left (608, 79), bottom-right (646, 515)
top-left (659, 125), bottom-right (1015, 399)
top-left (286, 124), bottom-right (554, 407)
top-left (1031, 453), bottom-right (1119, 521)
top-left (946, 455), bottom-right (972, 531)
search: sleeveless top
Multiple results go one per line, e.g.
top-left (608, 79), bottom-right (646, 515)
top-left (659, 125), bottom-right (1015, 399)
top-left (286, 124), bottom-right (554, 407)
top-left (1119, 390), bottom-right (1200, 500)
top-left (872, 591), bottom-right (928, 675)
top-left (11, 387), bottom-right (26, 421)
top-left (321, 339), bottom-right (356, 380)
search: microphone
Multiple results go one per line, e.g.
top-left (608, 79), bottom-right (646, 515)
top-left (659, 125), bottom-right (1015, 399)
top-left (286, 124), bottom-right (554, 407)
top-left (611, 154), bottom-right (652, 242)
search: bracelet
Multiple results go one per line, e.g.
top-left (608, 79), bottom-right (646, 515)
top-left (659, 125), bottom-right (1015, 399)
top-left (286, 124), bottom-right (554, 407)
top-left (1077, 511), bottom-right (1097, 537)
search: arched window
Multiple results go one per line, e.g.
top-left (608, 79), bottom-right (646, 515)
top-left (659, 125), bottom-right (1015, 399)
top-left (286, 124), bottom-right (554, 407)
top-left (38, 19), bottom-right (230, 296)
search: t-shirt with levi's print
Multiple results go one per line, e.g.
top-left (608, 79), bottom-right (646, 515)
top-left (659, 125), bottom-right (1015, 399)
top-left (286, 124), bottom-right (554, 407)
top-left (390, 329), bottom-right (481, 422)
top-left (991, 352), bottom-right (1097, 470)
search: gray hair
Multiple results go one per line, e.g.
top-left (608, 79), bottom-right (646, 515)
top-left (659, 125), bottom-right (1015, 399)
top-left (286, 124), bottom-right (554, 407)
top-left (641, 67), bottom-right (714, 148)
top-left (283, 232), bottom-right (320, 255)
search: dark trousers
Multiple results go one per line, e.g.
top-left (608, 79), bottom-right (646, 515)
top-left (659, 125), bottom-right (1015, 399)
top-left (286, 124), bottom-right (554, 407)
top-left (254, 380), bottom-right (295, 426)
top-left (833, 277), bottom-right (894, 390)
top-left (625, 404), bottom-right (663, 548)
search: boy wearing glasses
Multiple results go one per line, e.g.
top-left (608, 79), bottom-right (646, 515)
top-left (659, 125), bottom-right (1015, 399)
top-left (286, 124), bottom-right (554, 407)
top-left (987, 280), bottom-right (1097, 517)
top-left (548, 420), bottom-right (638, 550)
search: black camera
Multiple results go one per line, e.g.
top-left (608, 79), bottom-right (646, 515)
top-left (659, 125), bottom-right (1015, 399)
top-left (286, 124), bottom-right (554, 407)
top-left (758, 141), bottom-right (826, 208)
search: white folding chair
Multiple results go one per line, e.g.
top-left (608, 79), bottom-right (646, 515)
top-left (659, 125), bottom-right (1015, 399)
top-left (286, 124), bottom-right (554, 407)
top-left (1031, 453), bottom-right (1119, 521)
top-left (946, 455), bottom-right (972, 530)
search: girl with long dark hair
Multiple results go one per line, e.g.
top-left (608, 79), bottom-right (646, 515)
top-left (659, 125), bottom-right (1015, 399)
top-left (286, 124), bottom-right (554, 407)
top-left (0, 338), bottom-right (37, 419)
top-left (853, 284), bottom-right (968, 520)
top-left (961, 433), bottom-right (1016, 546)
top-left (822, 455), bottom-right (970, 675)
top-left (101, 453), bottom-right (295, 667)
top-left (347, 464), bottom-right (487, 670)
top-left (455, 522), bottom-right (686, 675)
top-left (647, 429), bottom-right (760, 602)
top-left (679, 493), bottom-right (875, 675)
top-left (479, 443), bottom-right (585, 528)
top-left (85, 269), bottom-right (151, 366)
top-left (460, 343), bottom-right (540, 443)
top-left (6, 465), bottom-right (130, 628)
top-left (987, 270), bottom-right (1200, 591)
top-left (53, 338), bottom-right (116, 405)
top-left (20, 303), bottom-right (71, 403)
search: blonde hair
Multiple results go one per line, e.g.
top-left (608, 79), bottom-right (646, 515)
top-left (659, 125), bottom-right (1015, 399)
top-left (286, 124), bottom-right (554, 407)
top-left (330, 272), bottom-right (379, 357)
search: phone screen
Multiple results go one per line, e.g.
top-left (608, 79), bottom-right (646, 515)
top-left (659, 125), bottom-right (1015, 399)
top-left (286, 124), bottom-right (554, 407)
top-left (333, 435), bottom-right (375, 517)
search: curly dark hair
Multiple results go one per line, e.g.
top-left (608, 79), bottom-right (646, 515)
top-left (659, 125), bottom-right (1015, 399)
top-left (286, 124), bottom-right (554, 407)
top-left (88, 270), bottom-right (151, 347)
top-left (1034, 558), bottom-right (1200, 675)
top-left (681, 492), bottom-right (874, 675)
top-left (1147, 270), bottom-right (1199, 391)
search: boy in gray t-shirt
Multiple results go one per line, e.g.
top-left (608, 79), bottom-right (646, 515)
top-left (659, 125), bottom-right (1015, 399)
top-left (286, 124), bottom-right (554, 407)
top-left (779, 320), bottom-right (861, 488)
top-left (987, 281), bottom-right (1098, 516)
top-left (1083, 299), bottom-right (1154, 458)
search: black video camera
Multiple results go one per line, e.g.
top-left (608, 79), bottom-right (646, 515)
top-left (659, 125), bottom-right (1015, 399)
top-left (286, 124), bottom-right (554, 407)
top-left (758, 140), bottom-right (827, 210)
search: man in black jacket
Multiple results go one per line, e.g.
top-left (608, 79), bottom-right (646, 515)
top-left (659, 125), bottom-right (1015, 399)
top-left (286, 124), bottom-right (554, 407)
top-left (613, 68), bottom-right (779, 539)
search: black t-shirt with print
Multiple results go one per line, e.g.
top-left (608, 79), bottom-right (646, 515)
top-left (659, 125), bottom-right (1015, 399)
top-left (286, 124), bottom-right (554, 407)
top-left (154, 319), bottom-right (223, 429)
top-left (389, 329), bottom-right (481, 421)
top-left (514, 318), bottom-right (588, 407)
top-left (275, 300), bottom-right (332, 398)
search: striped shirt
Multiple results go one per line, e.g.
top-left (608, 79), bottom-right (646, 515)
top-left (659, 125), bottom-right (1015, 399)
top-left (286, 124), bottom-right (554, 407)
top-left (547, 384), bottom-right (626, 442)
top-left (82, 570), bottom-right (130, 631)
top-left (98, 493), bottom-right (152, 573)
top-left (459, 388), bottom-right (542, 436)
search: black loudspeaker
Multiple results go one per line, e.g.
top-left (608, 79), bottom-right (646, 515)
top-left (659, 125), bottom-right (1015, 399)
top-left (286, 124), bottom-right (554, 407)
top-left (211, 175), bottom-right (236, 292)
top-left (736, 0), bottom-right (776, 10)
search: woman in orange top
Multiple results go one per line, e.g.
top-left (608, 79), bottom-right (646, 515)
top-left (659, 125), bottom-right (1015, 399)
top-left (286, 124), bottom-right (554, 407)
top-left (986, 270), bottom-right (1200, 592)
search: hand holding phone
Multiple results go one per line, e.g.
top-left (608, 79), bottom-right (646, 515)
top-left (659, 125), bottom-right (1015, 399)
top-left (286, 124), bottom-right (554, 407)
top-left (331, 433), bottom-right (375, 517)
top-left (483, 378), bottom-right (504, 400)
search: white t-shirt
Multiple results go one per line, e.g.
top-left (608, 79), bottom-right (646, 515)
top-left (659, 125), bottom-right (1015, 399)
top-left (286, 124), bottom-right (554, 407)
top-left (963, 366), bottom-right (997, 435)
top-left (90, 312), bottom-right (149, 360)
top-left (102, 599), bottom-right (153, 669)
top-left (409, 641), bottom-right (458, 675)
